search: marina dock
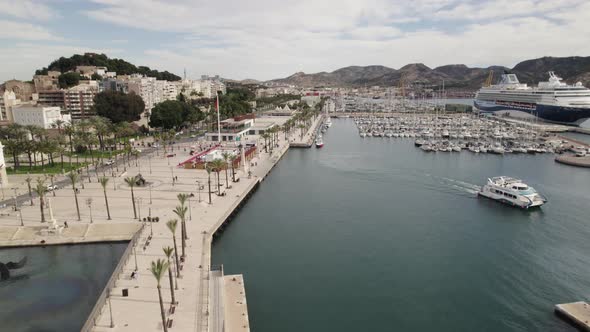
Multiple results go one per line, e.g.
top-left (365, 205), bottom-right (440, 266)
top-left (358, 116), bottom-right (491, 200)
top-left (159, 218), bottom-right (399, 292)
top-left (289, 115), bottom-right (325, 148)
top-left (555, 302), bottom-right (590, 331)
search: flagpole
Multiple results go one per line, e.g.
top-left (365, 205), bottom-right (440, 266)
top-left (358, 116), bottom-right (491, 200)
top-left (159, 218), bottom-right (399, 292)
top-left (216, 92), bottom-right (221, 145)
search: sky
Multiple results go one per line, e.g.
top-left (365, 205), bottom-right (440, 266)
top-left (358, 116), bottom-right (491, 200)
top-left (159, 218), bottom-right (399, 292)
top-left (0, 0), bottom-right (589, 82)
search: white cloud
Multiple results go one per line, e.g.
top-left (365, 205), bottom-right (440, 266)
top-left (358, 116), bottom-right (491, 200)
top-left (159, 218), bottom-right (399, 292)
top-left (1, 0), bottom-right (583, 81)
top-left (0, 0), bottom-right (59, 20)
top-left (0, 20), bottom-right (61, 40)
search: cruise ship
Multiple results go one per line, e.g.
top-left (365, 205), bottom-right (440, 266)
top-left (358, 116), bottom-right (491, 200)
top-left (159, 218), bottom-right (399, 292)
top-left (474, 72), bottom-right (590, 125)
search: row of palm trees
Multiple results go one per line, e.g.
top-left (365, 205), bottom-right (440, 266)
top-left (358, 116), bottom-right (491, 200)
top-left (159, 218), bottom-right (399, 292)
top-left (0, 116), bottom-right (138, 172)
top-left (151, 192), bottom-right (197, 332)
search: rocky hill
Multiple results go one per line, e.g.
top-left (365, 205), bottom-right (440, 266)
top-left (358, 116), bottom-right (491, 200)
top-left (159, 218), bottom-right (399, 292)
top-left (270, 56), bottom-right (590, 89)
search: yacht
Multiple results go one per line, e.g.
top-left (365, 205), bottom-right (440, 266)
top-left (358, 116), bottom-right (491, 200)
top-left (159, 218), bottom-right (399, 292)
top-left (478, 176), bottom-right (546, 209)
top-left (315, 135), bottom-right (324, 148)
top-left (325, 118), bottom-right (333, 128)
top-left (474, 72), bottom-right (590, 125)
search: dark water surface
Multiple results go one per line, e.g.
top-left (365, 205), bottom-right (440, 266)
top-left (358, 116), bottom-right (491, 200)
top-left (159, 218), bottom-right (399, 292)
top-left (0, 243), bottom-right (127, 332)
top-left (213, 119), bottom-right (590, 332)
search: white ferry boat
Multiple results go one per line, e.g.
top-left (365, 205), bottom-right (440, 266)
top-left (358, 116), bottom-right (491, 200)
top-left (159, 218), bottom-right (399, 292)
top-left (474, 72), bottom-right (590, 125)
top-left (478, 176), bottom-right (546, 209)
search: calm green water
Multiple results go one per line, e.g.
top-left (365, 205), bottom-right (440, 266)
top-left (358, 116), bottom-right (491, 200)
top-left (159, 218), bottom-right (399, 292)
top-left (0, 243), bottom-right (127, 332)
top-left (213, 119), bottom-right (590, 332)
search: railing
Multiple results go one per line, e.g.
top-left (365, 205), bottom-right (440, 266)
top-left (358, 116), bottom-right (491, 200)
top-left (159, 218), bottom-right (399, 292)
top-left (198, 233), bottom-right (212, 332)
top-left (80, 224), bottom-right (145, 332)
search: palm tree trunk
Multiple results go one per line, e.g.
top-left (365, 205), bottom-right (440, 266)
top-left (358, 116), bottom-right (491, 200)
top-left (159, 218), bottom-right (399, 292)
top-left (130, 188), bottom-right (137, 219)
top-left (104, 188), bottom-right (111, 220)
top-left (73, 190), bottom-right (81, 221)
top-left (39, 196), bottom-right (46, 223)
top-left (157, 285), bottom-right (168, 332)
top-left (181, 221), bottom-right (186, 259)
top-left (207, 174), bottom-right (212, 204)
top-left (216, 172), bottom-right (221, 195)
top-left (224, 167), bottom-right (228, 188)
top-left (172, 236), bottom-right (180, 277)
top-left (231, 163), bottom-right (235, 182)
top-left (167, 259), bottom-right (176, 304)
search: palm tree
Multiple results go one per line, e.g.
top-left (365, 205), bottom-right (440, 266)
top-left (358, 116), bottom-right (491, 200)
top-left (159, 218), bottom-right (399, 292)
top-left (210, 159), bottom-right (225, 195)
top-left (205, 163), bottom-right (213, 204)
top-left (166, 219), bottom-right (181, 277)
top-left (99, 177), bottom-right (112, 220)
top-left (177, 193), bottom-right (189, 241)
top-left (150, 259), bottom-right (170, 332)
top-left (162, 247), bottom-right (176, 304)
top-left (221, 152), bottom-right (231, 188)
top-left (228, 155), bottom-right (237, 183)
top-left (33, 178), bottom-right (47, 223)
top-left (66, 172), bottom-right (81, 221)
top-left (124, 177), bottom-right (138, 219)
top-left (172, 205), bottom-right (188, 259)
top-left (25, 175), bottom-right (34, 206)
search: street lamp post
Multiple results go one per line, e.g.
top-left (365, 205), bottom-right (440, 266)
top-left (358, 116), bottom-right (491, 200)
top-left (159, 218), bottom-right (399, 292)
top-left (86, 198), bottom-right (93, 223)
top-left (149, 184), bottom-right (152, 204)
top-left (170, 167), bottom-right (175, 186)
top-left (148, 156), bottom-right (152, 174)
top-left (136, 197), bottom-right (142, 220)
top-left (189, 196), bottom-right (192, 221)
top-left (196, 181), bottom-right (201, 203)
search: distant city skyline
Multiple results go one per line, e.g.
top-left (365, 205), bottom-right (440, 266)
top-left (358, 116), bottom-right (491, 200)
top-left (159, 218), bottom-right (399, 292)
top-left (0, 0), bottom-right (589, 82)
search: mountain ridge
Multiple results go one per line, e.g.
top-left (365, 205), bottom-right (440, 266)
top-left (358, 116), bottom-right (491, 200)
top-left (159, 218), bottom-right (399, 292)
top-left (269, 56), bottom-right (590, 89)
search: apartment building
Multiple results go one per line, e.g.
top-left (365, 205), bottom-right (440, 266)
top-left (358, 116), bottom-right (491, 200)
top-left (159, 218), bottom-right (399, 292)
top-left (12, 105), bottom-right (71, 129)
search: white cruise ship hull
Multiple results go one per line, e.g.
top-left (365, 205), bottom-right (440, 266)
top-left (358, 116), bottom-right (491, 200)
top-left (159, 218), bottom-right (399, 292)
top-left (478, 187), bottom-right (545, 209)
top-left (474, 100), bottom-right (590, 125)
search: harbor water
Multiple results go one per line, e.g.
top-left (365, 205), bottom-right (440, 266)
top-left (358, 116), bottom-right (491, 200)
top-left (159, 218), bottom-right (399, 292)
top-left (0, 243), bottom-right (127, 332)
top-left (213, 118), bottom-right (590, 331)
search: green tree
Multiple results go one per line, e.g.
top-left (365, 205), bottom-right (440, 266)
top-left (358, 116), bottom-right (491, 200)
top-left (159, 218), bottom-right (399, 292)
top-left (99, 177), bottom-right (112, 220)
top-left (33, 178), bottom-right (47, 223)
top-left (163, 246), bottom-right (176, 304)
top-left (93, 91), bottom-right (145, 123)
top-left (205, 164), bottom-right (213, 204)
top-left (221, 152), bottom-right (231, 188)
top-left (150, 259), bottom-right (170, 332)
top-left (67, 172), bottom-right (81, 221)
top-left (58, 72), bottom-right (81, 88)
top-left (172, 205), bottom-right (187, 259)
top-left (25, 175), bottom-right (34, 206)
top-left (124, 177), bottom-right (138, 219)
top-left (176, 193), bottom-right (189, 241)
top-left (149, 100), bottom-right (185, 129)
top-left (210, 159), bottom-right (225, 195)
top-left (166, 219), bottom-right (181, 278)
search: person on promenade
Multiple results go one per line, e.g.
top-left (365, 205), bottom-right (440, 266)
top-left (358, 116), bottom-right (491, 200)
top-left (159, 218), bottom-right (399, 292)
top-left (64, 221), bottom-right (68, 228)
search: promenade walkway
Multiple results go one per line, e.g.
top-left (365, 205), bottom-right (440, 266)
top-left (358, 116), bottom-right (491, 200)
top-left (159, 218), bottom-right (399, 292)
top-left (0, 113), bottom-right (316, 332)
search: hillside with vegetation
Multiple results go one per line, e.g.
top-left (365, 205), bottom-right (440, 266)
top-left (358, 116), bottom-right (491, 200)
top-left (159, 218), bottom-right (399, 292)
top-left (35, 53), bottom-right (181, 81)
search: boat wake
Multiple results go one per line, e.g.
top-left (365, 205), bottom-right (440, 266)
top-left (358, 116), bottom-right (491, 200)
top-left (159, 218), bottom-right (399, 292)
top-left (440, 177), bottom-right (482, 196)
top-left (414, 174), bottom-right (481, 197)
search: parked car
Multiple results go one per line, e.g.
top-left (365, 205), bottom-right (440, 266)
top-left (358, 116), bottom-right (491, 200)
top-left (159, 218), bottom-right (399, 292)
top-left (104, 159), bottom-right (115, 166)
top-left (46, 184), bottom-right (59, 191)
